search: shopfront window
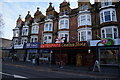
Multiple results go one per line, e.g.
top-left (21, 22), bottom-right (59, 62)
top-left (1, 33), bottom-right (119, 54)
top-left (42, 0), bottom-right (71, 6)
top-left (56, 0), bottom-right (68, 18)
top-left (100, 49), bottom-right (119, 65)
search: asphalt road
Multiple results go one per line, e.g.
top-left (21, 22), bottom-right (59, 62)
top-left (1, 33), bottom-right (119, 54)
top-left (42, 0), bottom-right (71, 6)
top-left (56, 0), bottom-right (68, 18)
top-left (1, 64), bottom-right (101, 79)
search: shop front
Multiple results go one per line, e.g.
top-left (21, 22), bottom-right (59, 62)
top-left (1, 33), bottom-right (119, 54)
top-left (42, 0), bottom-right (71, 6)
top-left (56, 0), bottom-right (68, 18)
top-left (25, 42), bottom-right (40, 62)
top-left (13, 44), bottom-right (25, 61)
top-left (40, 41), bottom-right (94, 66)
top-left (90, 38), bottom-right (120, 66)
top-left (39, 50), bottom-right (51, 64)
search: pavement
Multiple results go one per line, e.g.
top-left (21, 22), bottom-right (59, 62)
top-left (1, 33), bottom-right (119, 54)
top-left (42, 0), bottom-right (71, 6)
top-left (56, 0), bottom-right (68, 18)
top-left (2, 58), bottom-right (120, 78)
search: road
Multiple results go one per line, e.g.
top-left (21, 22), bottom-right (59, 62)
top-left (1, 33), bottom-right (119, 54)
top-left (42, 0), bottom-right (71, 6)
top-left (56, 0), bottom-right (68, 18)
top-left (1, 64), bottom-right (103, 79)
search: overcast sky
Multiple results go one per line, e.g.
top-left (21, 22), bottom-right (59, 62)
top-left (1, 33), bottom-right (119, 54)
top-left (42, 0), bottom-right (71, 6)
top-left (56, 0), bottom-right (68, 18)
top-left (0, 0), bottom-right (94, 40)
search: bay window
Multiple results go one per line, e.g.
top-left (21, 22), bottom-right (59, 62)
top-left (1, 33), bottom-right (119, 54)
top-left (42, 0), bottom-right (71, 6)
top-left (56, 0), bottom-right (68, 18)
top-left (30, 36), bottom-right (38, 42)
top-left (100, 9), bottom-right (117, 23)
top-left (43, 34), bottom-right (52, 44)
top-left (44, 22), bottom-right (53, 31)
top-left (31, 25), bottom-right (39, 34)
top-left (22, 27), bottom-right (29, 36)
top-left (78, 14), bottom-right (91, 26)
top-left (58, 31), bottom-right (69, 42)
top-left (21, 38), bottom-right (27, 44)
top-left (78, 28), bottom-right (92, 41)
top-left (14, 39), bottom-right (18, 45)
top-left (13, 30), bottom-right (19, 37)
top-left (101, 26), bottom-right (118, 39)
top-left (59, 19), bottom-right (69, 29)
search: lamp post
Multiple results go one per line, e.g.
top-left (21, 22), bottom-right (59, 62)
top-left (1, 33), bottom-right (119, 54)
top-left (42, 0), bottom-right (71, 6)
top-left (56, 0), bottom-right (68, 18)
top-left (50, 50), bottom-right (53, 67)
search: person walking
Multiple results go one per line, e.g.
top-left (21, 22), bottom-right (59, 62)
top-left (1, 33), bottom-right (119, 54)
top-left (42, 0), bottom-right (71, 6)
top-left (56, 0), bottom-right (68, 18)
top-left (36, 56), bottom-right (39, 65)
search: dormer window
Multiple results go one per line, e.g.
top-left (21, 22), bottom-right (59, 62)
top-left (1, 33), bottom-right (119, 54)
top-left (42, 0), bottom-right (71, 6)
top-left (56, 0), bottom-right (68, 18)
top-left (46, 14), bottom-right (54, 20)
top-left (80, 4), bottom-right (88, 10)
top-left (59, 19), bottom-right (69, 29)
top-left (25, 21), bottom-right (29, 25)
top-left (101, 0), bottom-right (112, 7)
top-left (61, 10), bottom-right (69, 16)
top-left (44, 22), bottom-right (53, 31)
top-left (34, 18), bottom-right (40, 23)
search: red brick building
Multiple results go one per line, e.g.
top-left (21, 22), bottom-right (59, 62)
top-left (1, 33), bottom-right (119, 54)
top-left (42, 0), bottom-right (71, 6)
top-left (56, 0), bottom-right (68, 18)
top-left (13, 0), bottom-right (120, 66)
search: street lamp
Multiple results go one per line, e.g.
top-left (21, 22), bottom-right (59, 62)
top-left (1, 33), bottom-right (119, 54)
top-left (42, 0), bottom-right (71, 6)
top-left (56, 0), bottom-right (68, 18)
top-left (50, 50), bottom-right (53, 67)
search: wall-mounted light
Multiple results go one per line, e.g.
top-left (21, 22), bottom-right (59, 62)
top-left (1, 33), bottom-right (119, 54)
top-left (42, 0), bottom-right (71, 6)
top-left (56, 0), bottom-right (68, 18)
top-left (88, 49), bottom-right (91, 53)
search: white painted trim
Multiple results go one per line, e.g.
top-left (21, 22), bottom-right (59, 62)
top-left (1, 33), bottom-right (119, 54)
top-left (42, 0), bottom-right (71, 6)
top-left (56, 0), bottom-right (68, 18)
top-left (78, 28), bottom-right (92, 41)
top-left (100, 8), bottom-right (117, 24)
top-left (44, 22), bottom-right (53, 32)
top-left (78, 13), bottom-right (91, 27)
top-left (59, 18), bottom-right (69, 29)
top-left (101, 26), bottom-right (118, 39)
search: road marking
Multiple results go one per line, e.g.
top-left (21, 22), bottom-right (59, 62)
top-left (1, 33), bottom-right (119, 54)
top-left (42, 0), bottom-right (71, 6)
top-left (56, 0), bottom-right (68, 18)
top-left (0, 72), bottom-right (28, 79)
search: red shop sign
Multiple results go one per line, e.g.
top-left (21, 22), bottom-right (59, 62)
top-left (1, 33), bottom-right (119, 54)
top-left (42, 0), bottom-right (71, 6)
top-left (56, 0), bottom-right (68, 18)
top-left (40, 43), bottom-right (61, 48)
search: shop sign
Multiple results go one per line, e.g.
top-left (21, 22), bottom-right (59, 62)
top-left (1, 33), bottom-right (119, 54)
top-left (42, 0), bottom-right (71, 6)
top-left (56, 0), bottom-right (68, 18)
top-left (26, 42), bottom-right (40, 48)
top-left (96, 38), bottom-right (114, 46)
top-left (90, 39), bottom-right (120, 46)
top-left (61, 42), bottom-right (87, 47)
top-left (14, 44), bottom-right (24, 49)
top-left (40, 43), bottom-right (61, 48)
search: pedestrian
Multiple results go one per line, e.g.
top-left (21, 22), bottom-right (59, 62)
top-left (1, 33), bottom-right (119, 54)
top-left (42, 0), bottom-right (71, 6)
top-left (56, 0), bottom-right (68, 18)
top-left (23, 56), bottom-right (26, 62)
top-left (59, 61), bottom-right (64, 68)
top-left (36, 56), bottom-right (39, 65)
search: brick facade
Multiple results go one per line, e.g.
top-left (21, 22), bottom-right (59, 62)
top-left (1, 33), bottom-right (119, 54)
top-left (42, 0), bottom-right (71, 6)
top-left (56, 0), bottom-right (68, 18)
top-left (13, 0), bottom-right (120, 45)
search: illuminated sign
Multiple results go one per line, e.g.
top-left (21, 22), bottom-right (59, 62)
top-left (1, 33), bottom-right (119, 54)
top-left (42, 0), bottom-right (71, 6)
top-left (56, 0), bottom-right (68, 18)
top-left (97, 38), bottom-right (114, 46)
top-left (61, 42), bottom-right (87, 47)
top-left (26, 42), bottom-right (40, 48)
top-left (40, 43), bottom-right (61, 48)
top-left (40, 42), bottom-right (87, 48)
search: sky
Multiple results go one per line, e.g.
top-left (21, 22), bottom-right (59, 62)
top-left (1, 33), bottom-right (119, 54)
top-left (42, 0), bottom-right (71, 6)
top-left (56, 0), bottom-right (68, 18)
top-left (0, 0), bottom-right (94, 40)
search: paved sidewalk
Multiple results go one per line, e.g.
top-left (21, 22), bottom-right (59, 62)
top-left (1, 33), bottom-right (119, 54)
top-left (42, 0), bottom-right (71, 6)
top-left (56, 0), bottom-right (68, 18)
top-left (2, 58), bottom-right (120, 78)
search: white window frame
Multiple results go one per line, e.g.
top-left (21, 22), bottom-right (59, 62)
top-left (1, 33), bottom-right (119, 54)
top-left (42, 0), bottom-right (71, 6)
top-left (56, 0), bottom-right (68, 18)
top-left (44, 22), bottom-right (53, 31)
top-left (78, 28), bottom-right (92, 41)
top-left (100, 8), bottom-right (117, 24)
top-left (43, 33), bottom-right (52, 44)
top-left (22, 27), bottom-right (29, 36)
top-left (58, 31), bottom-right (69, 42)
top-left (21, 37), bottom-right (28, 44)
top-left (13, 29), bottom-right (19, 37)
top-left (101, 0), bottom-right (112, 8)
top-left (31, 25), bottom-right (39, 34)
top-left (30, 36), bottom-right (38, 42)
top-left (80, 4), bottom-right (88, 10)
top-left (14, 39), bottom-right (18, 45)
top-left (59, 18), bottom-right (69, 29)
top-left (101, 26), bottom-right (118, 39)
top-left (78, 14), bottom-right (91, 26)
